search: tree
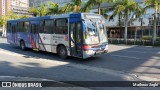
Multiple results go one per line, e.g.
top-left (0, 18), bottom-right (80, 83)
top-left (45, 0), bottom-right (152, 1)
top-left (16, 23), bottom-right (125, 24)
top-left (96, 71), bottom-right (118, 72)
top-left (145, 0), bottom-right (160, 45)
top-left (47, 2), bottom-right (62, 15)
top-left (112, 0), bottom-right (143, 42)
top-left (0, 16), bottom-right (8, 37)
top-left (61, 0), bottom-right (82, 13)
top-left (29, 4), bottom-right (48, 16)
top-left (6, 11), bottom-right (18, 19)
top-left (19, 15), bottom-right (30, 19)
top-left (83, 0), bottom-right (115, 14)
top-left (0, 11), bottom-right (19, 37)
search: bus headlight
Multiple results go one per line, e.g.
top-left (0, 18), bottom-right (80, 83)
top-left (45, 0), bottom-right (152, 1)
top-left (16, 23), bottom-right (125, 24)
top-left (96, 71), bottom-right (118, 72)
top-left (86, 50), bottom-right (94, 54)
top-left (105, 45), bottom-right (108, 50)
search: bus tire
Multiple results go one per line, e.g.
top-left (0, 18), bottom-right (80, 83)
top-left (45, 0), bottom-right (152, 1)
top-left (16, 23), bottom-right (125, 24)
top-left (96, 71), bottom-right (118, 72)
top-left (58, 46), bottom-right (68, 59)
top-left (20, 40), bottom-right (26, 51)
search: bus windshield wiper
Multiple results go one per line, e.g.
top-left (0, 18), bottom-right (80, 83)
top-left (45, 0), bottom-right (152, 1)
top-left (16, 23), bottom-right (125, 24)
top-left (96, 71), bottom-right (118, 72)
top-left (89, 19), bottom-right (96, 27)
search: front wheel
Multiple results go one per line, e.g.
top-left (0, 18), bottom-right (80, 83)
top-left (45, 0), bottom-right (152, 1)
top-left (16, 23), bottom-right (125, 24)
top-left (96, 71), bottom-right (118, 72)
top-left (58, 46), bottom-right (68, 59)
top-left (20, 41), bottom-right (26, 50)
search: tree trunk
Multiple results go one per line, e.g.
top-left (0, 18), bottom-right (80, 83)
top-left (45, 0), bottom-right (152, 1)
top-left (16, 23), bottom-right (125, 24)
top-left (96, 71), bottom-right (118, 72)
top-left (152, 12), bottom-right (157, 45)
top-left (119, 13), bottom-right (122, 38)
top-left (98, 3), bottom-right (101, 15)
top-left (134, 27), bottom-right (137, 45)
top-left (124, 11), bottom-right (128, 43)
top-left (2, 25), bottom-right (6, 37)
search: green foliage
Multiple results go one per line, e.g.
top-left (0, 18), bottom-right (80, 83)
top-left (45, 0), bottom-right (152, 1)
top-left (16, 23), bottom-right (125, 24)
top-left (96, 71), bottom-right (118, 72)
top-left (6, 11), bottom-right (19, 19)
top-left (0, 16), bottom-right (7, 27)
top-left (19, 15), bottom-right (30, 19)
top-left (145, 0), bottom-right (160, 43)
top-left (47, 2), bottom-right (62, 15)
top-left (142, 36), bottom-right (152, 40)
top-left (111, 0), bottom-right (143, 41)
top-left (82, 0), bottom-right (115, 14)
top-left (0, 11), bottom-right (19, 27)
top-left (145, 0), bottom-right (160, 11)
top-left (29, 4), bottom-right (48, 16)
top-left (61, 0), bottom-right (82, 13)
top-left (112, 0), bottom-right (143, 18)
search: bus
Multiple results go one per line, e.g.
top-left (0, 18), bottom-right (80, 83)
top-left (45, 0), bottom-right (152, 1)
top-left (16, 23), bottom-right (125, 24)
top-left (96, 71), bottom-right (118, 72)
top-left (7, 13), bottom-right (108, 59)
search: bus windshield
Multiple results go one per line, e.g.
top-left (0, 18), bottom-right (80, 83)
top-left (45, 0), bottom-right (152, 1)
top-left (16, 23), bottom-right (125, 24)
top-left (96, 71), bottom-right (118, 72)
top-left (83, 14), bottom-right (108, 45)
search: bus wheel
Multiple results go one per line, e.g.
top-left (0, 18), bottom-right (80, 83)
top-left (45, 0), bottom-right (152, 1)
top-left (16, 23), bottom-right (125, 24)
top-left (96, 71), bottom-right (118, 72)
top-left (20, 41), bottom-right (26, 51)
top-left (58, 46), bottom-right (68, 59)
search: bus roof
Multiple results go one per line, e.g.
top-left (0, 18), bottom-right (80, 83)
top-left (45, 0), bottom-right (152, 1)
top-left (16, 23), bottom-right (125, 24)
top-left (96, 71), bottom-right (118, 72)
top-left (7, 13), bottom-right (84, 23)
top-left (7, 13), bottom-right (100, 23)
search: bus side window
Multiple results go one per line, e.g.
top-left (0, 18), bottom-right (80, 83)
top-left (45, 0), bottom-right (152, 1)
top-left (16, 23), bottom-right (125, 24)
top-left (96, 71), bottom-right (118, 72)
top-left (17, 22), bottom-right (24, 32)
top-left (55, 19), bottom-right (68, 34)
top-left (43, 21), bottom-right (47, 33)
top-left (44, 20), bottom-right (54, 34)
top-left (24, 22), bottom-right (30, 32)
top-left (40, 21), bottom-right (44, 33)
top-left (40, 20), bottom-right (54, 34)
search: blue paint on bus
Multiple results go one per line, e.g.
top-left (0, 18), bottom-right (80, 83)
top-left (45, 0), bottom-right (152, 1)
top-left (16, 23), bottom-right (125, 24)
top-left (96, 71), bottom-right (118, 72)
top-left (7, 13), bottom-right (109, 59)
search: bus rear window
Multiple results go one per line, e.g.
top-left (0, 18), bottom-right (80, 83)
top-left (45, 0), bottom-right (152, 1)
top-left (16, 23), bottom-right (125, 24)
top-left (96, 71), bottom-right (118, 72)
top-left (7, 23), bottom-right (11, 32)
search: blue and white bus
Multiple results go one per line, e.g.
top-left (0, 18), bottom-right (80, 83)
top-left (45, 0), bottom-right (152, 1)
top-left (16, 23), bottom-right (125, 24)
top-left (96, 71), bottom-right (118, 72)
top-left (7, 13), bottom-right (108, 59)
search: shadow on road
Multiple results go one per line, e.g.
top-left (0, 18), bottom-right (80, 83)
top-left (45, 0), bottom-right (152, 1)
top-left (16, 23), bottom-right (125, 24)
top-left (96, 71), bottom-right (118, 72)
top-left (0, 40), bottom-right (160, 79)
top-left (0, 40), bottom-right (160, 90)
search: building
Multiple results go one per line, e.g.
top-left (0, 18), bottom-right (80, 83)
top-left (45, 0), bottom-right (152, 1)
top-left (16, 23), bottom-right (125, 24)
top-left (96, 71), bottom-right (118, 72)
top-left (29, 0), bottom-right (88, 7)
top-left (11, 0), bottom-right (29, 15)
top-left (0, 0), bottom-right (11, 16)
top-left (0, 0), bottom-right (29, 36)
top-left (29, 0), bottom-right (160, 39)
top-left (29, 0), bottom-right (70, 7)
top-left (101, 0), bottom-right (160, 39)
top-left (0, 0), bottom-right (29, 16)
top-left (0, 0), bottom-right (11, 33)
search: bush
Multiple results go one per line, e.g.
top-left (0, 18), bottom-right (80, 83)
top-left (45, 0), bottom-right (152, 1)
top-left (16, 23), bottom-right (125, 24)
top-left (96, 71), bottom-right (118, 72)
top-left (142, 36), bottom-right (152, 40)
top-left (108, 38), bottom-right (160, 47)
top-left (142, 36), bottom-right (160, 41)
top-left (156, 37), bottom-right (160, 41)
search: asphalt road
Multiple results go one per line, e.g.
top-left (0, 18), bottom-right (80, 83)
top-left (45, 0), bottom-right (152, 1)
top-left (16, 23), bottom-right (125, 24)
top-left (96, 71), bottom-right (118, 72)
top-left (0, 38), bottom-right (160, 90)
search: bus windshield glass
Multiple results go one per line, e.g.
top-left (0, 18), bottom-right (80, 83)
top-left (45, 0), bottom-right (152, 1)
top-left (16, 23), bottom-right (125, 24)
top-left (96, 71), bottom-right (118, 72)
top-left (83, 14), bottom-right (108, 45)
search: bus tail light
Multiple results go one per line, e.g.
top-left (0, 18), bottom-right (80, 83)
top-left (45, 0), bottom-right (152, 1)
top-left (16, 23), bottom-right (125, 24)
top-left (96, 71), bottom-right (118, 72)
top-left (65, 35), bottom-right (69, 41)
top-left (83, 45), bottom-right (91, 50)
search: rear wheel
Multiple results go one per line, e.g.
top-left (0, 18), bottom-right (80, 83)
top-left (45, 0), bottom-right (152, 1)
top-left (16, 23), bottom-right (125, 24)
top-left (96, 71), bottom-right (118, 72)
top-left (20, 40), bottom-right (26, 50)
top-left (58, 46), bottom-right (68, 59)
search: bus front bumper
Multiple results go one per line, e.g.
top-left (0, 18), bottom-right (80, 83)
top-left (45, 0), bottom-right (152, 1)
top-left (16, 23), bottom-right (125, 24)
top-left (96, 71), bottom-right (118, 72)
top-left (95, 50), bottom-right (108, 55)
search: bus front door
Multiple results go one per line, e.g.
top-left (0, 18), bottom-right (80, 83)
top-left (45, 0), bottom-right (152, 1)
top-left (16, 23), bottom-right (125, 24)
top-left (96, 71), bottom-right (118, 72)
top-left (70, 22), bottom-right (83, 57)
top-left (30, 24), bottom-right (39, 50)
top-left (11, 25), bottom-right (17, 44)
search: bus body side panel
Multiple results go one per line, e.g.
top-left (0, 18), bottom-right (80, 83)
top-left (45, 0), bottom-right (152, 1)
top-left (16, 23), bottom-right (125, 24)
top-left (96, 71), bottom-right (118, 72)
top-left (17, 32), bottom-right (32, 48)
top-left (7, 31), bottom-right (12, 45)
top-left (38, 34), bottom-right (52, 52)
top-left (10, 22), bottom-right (17, 45)
top-left (39, 33), bottom-right (69, 54)
top-left (52, 34), bottom-right (69, 54)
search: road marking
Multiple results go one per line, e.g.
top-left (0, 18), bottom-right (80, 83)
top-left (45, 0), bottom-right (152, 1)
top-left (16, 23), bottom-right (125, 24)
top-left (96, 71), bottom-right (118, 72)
top-left (110, 54), bottom-right (140, 60)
